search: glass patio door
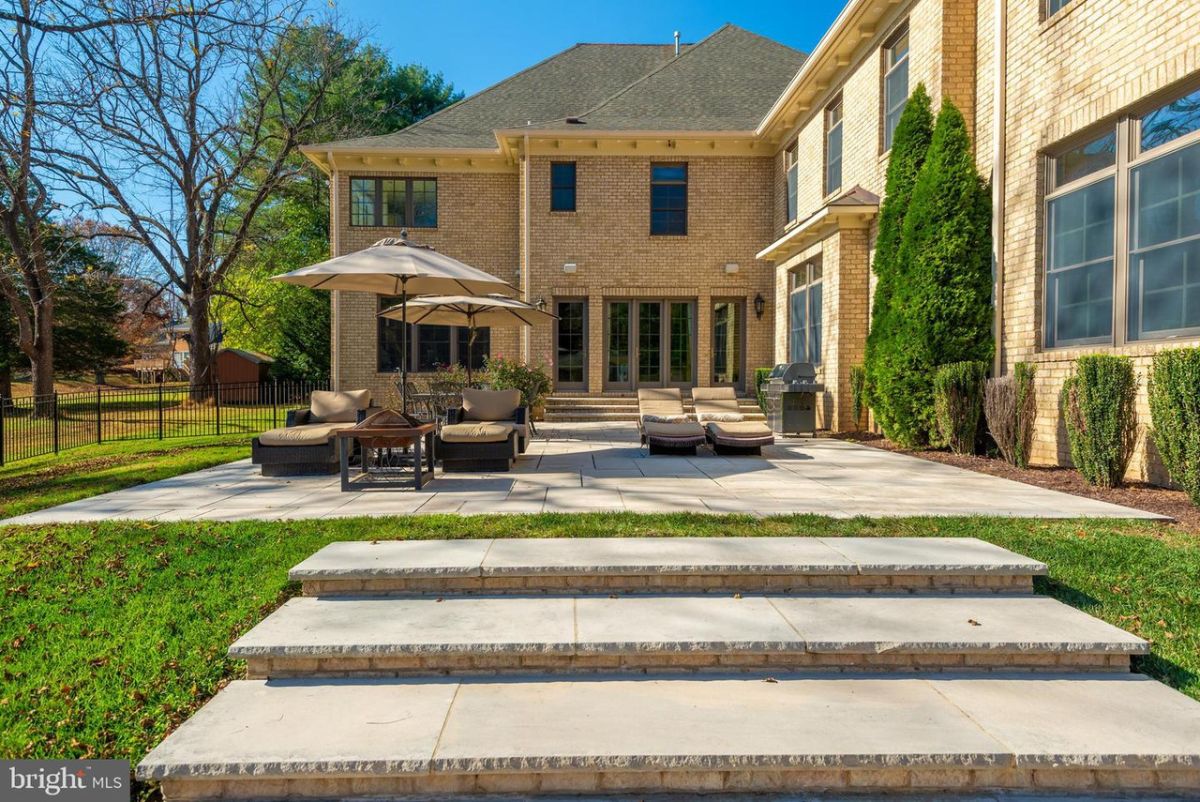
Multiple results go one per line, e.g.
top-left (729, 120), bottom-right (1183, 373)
top-left (605, 299), bottom-right (695, 390)
top-left (711, 299), bottom-right (743, 389)
top-left (555, 300), bottom-right (586, 390)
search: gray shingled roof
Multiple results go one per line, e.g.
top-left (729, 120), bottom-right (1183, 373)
top-left (313, 24), bottom-right (805, 151)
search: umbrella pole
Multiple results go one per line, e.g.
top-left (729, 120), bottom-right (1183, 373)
top-left (400, 288), bottom-right (409, 414)
top-left (466, 316), bottom-right (475, 386)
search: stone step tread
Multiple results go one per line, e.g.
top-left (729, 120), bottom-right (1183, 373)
top-left (136, 673), bottom-right (1200, 780)
top-left (289, 537), bottom-right (1048, 581)
top-left (229, 594), bottom-right (1147, 659)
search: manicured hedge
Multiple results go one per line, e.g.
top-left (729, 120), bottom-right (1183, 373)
top-left (933, 361), bottom-right (988, 455)
top-left (1148, 347), bottom-right (1200, 505)
top-left (1061, 355), bottom-right (1138, 488)
top-left (985, 362), bottom-right (1036, 469)
top-left (850, 365), bottom-right (867, 430)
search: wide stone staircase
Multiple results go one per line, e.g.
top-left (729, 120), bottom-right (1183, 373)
top-left (138, 537), bottom-right (1200, 798)
top-left (543, 393), bottom-right (766, 423)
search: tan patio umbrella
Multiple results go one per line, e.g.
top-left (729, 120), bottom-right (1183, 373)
top-left (272, 234), bottom-right (514, 411)
top-left (378, 295), bottom-right (557, 385)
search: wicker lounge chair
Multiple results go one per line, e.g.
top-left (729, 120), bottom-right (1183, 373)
top-left (251, 389), bottom-right (374, 475)
top-left (637, 388), bottom-right (707, 456)
top-left (437, 388), bottom-right (525, 472)
top-left (692, 386), bottom-right (775, 455)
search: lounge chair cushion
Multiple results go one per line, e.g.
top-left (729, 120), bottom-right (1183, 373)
top-left (637, 387), bottom-right (686, 417)
top-left (644, 420), bottom-right (706, 440)
top-left (310, 389), bottom-right (371, 423)
top-left (257, 422), bottom-right (353, 446)
top-left (697, 411), bottom-right (745, 422)
top-left (706, 420), bottom-right (774, 440)
top-left (463, 388), bottom-right (521, 422)
top-left (439, 421), bottom-right (515, 443)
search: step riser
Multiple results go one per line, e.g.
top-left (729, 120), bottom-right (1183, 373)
top-left (160, 765), bottom-right (1200, 800)
top-left (246, 652), bottom-right (1131, 678)
top-left (302, 573), bottom-right (1035, 596)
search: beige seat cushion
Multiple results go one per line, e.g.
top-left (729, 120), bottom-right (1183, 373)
top-left (637, 387), bottom-right (686, 418)
top-left (258, 422), bottom-right (352, 446)
top-left (439, 421), bottom-right (515, 443)
top-left (706, 420), bottom-right (774, 439)
top-left (310, 389), bottom-right (371, 423)
top-left (463, 388), bottom-right (521, 421)
top-left (692, 386), bottom-right (745, 420)
top-left (644, 420), bottom-right (705, 439)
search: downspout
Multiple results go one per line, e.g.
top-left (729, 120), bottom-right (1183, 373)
top-left (522, 133), bottom-right (531, 362)
top-left (991, 0), bottom-right (1007, 377)
top-left (328, 150), bottom-right (341, 390)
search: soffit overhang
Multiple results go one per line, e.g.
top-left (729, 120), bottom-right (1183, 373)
top-left (757, 202), bottom-right (878, 263)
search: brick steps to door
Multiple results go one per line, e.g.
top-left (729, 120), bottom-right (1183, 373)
top-left (230, 594), bottom-right (1146, 677)
top-left (287, 537), bottom-right (1048, 596)
top-left (543, 395), bottom-right (765, 424)
top-left (136, 537), bottom-right (1200, 799)
top-left (139, 674), bottom-right (1200, 798)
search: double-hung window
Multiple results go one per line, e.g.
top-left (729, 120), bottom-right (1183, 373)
top-left (785, 143), bottom-right (798, 222)
top-left (826, 97), bottom-right (844, 196)
top-left (650, 163), bottom-right (687, 235)
top-left (350, 177), bottom-right (438, 228)
top-left (789, 259), bottom-right (823, 364)
top-left (882, 22), bottom-right (910, 152)
top-left (1044, 84), bottom-right (1200, 348)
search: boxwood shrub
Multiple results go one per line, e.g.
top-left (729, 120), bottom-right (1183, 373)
top-left (1061, 355), bottom-right (1138, 488)
top-left (1148, 347), bottom-right (1200, 505)
top-left (933, 361), bottom-right (988, 454)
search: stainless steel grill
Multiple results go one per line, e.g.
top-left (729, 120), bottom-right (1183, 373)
top-left (765, 362), bottom-right (823, 435)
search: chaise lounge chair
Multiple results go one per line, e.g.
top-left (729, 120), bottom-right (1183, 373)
top-left (691, 386), bottom-right (775, 455)
top-left (437, 388), bottom-right (526, 472)
top-left (637, 387), bottom-right (707, 456)
top-left (251, 389), bottom-right (374, 476)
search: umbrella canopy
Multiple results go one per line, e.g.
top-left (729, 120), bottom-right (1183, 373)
top-left (270, 236), bottom-right (514, 297)
top-left (379, 295), bottom-right (557, 384)
top-left (272, 235), bottom-right (514, 415)
top-left (379, 295), bottom-right (556, 328)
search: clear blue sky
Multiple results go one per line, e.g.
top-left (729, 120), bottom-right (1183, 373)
top-left (334, 0), bottom-right (846, 96)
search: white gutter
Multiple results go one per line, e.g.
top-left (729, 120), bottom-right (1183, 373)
top-left (991, 0), bottom-right (1008, 377)
top-left (328, 150), bottom-right (341, 390)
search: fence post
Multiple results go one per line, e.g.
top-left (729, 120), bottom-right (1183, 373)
top-left (52, 392), bottom-right (59, 454)
top-left (215, 382), bottom-right (221, 436)
top-left (272, 379), bottom-right (278, 428)
top-left (158, 384), bottom-right (164, 440)
top-left (96, 387), bottom-right (103, 446)
top-left (0, 397), bottom-right (5, 466)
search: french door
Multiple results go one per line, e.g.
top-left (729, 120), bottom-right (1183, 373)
top-left (554, 299), bottom-right (587, 390)
top-left (605, 299), bottom-right (695, 391)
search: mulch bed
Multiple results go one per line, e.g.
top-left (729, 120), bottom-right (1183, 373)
top-left (832, 432), bottom-right (1200, 533)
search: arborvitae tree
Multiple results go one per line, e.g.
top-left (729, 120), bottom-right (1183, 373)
top-left (864, 84), bottom-right (934, 433)
top-left (873, 98), bottom-right (993, 446)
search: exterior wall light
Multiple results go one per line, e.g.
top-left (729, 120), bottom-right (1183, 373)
top-left (724, 262), bottom-right (739, 274)
top-left (754, 293), bottom-right (765, 319)
top-left (535, 297), bottom-right (547, 311)
top-left (562, 262), bottom-right (577, 274)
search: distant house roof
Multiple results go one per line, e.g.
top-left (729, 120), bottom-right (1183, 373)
top-left (309, 25), bottom-right (806, 152)
top-left (217, 348), bottom-right (275, 364)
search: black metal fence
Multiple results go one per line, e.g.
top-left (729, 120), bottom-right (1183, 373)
top-left (0, 379), bottom-right (329, 465)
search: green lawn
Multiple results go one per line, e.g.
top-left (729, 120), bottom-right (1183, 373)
top-left (0, 513), bottom-right (1196, 800)
top-left (0, 436), bottom-right (255, 519)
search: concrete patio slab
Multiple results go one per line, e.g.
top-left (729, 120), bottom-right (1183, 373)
top-left (821, 537), bottom-right (1049, 575)
top-left (1, 422), bottom-right (1168, 524)
top-left (431, 675), bottom-right (1010, 773)
top-left (768, 595), bottom-right (1148, 654)
top-left (136, 678), bottom-right (457, 779)
top-left (230, 596), bottom-right (576, 656)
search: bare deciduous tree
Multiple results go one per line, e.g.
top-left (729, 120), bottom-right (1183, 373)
top-left (46, 0), bottom-right (355, 386)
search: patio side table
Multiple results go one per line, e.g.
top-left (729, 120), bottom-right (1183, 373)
top-left (336, 422), bottom-right (437, 491)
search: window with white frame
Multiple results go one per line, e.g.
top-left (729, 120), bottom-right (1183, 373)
top-left (789, 259), bottom-right (823, 364)
top-left (882, 22), bottom-right (909, 152)
top-left (1044, 84), bottom-right (1200, 348)
top-left (826, 96), bottom-right (844, 196)
top-left (785, 143), bottom-right (798, 222)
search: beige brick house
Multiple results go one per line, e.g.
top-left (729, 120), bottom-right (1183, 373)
top-left (304, 0), bottom-right (1200, 475)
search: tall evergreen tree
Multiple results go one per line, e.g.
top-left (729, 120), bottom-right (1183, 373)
top-left (874, 98), bottom-right (993, 446)
top-left (863, 84), bottom-right (934, 433)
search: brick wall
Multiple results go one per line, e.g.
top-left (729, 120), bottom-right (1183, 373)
top-left (997, 0), bottom-right (1200, 480)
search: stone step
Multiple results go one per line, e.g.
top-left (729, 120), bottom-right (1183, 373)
top-left (289, 537), bottom-right (1048, 596)
top-left (230, 594), bottom-right (1146, 678)
top-left (137, 673), bottom-right (1200, 798)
